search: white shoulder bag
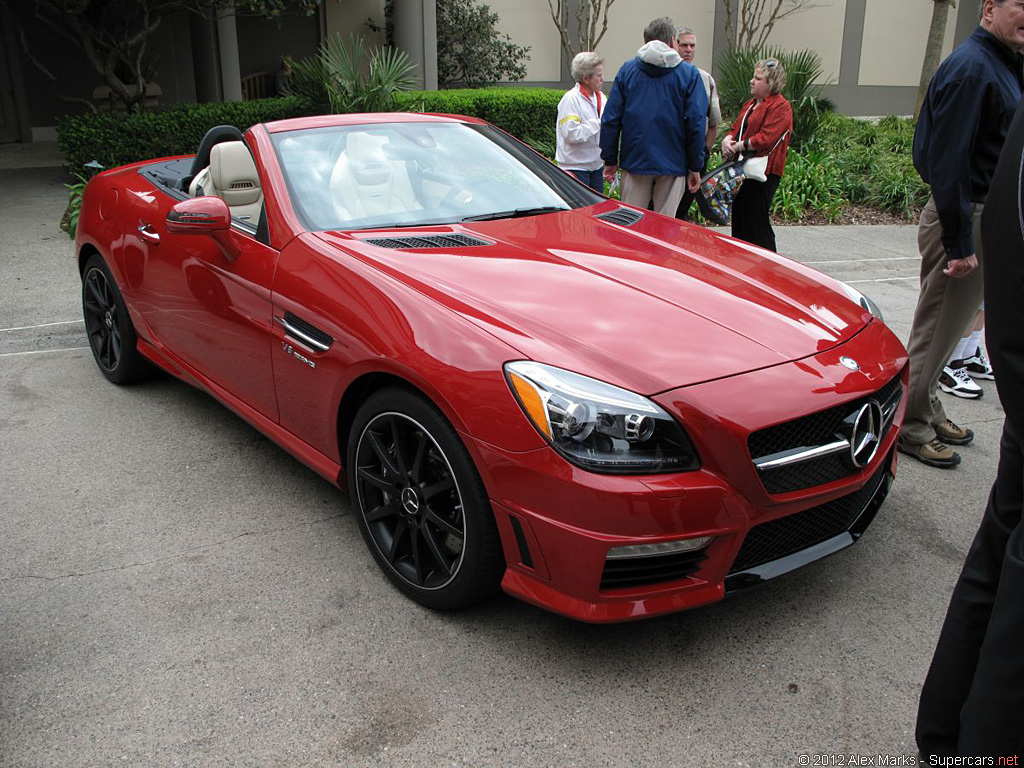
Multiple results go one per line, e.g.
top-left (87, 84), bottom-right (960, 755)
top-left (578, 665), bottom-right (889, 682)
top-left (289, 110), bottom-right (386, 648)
top-left (737, 105), bottom-right (789, 183)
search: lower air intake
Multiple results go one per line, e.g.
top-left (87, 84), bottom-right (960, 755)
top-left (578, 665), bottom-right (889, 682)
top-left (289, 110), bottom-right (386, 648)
top-left (600, 549), bottom-right (707, 590)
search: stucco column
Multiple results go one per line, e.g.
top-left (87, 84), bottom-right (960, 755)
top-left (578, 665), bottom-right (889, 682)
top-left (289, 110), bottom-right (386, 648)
top-left (394, 0), bottom-right (438, 90)
top-left (216, 6), bottom-right (243, 101)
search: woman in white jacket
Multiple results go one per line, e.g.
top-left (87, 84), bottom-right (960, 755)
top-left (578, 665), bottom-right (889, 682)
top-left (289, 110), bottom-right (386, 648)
top-left (556, 52), bottom-right (605, 192)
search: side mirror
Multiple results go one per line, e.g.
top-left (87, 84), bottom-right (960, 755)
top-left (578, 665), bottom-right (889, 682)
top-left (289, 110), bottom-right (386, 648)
top-left (166, 197), bottom-right (239, 260)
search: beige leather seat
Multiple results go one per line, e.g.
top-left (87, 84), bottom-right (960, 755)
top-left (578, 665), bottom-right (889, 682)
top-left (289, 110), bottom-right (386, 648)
top-left (329, 132), bottom-right (420, 223)
top-left (188, 141), bottom-right (264, 223)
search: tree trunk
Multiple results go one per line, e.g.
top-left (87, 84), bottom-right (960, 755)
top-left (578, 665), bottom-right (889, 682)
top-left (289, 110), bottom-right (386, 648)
top-left (916, 0), bottom-right (955, 121)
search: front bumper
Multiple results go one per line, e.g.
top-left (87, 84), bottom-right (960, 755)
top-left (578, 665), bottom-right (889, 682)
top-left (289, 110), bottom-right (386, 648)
top-left (471, 320), bottom-right (908, 623)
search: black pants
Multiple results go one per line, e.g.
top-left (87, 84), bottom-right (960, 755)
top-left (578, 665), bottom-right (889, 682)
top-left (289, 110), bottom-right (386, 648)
top-left (916, 418), bottom-right (1024, 757)
top-left (731, 174), bottom-right (781, 252)
top-left (675, 156), bottom-right (709, 221)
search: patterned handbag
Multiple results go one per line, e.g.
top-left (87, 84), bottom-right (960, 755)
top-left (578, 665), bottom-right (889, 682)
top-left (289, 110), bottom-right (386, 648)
top-left (695, 158), bottom-right (745, 225)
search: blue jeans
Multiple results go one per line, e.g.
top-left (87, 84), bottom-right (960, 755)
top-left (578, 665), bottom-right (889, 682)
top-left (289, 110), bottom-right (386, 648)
top-left (567, 168), bottom-right (604, 193)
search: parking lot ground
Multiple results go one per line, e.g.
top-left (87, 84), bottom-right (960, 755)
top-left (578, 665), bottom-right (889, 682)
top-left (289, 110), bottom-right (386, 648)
top-left (0, 159), bottom-right (1006, 766)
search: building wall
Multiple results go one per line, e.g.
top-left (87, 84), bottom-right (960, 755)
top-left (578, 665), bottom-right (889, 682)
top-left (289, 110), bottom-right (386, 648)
top-left (858, 0), bottom-right (958, 87)
top-left (760, 1), bottom-right (847, 84)
top-left (323, 0), bottom-right (387, 47)
top-left (487, 0), bottom-right (563, 83)
top-left (478, 0), bottom-right (982, 117)
top-left (603, 0), bottom-right (717, 78)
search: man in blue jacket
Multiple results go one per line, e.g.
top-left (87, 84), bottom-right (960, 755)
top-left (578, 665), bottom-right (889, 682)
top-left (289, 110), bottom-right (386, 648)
top-left (600, 17), bottom-right (707, 216)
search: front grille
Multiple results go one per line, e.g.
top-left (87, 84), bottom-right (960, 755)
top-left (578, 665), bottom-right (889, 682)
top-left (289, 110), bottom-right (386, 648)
top-left (600, 549), bottom-right (707, 591)
top-left (361, 234), bottom-right (492, 249)
top-left (729, 455), bottom-right (890, 574)
top-left (596, 207), bottom-right (644, 226)
top-left (750, 373), bottom-right (902, 494)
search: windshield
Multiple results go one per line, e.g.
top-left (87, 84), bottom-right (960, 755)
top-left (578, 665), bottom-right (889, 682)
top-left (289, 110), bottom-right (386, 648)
top-left (270, 122), bottom-right (603, 231)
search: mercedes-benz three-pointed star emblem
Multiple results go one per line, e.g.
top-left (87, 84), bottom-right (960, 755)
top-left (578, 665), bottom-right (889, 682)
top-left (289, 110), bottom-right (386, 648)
top-left (849, 401), bottom-right (884, 468)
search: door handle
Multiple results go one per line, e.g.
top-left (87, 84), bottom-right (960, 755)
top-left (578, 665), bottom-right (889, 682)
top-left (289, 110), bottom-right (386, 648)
top-left (138, 222), bottom-right (161, 244)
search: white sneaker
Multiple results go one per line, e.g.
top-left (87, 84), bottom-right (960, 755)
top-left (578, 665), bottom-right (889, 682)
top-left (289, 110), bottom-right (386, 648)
top-left (939, 365), bottom-right (984, 399)
top-left (962, 348), bottom-right (995, 380)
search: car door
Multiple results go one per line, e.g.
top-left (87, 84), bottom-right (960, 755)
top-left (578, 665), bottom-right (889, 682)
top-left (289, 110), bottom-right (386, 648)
top-left (120, 175), bottom-right (279, 421)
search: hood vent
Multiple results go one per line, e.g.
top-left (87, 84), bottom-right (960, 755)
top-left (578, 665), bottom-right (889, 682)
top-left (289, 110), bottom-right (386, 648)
top-left (596, 207), bottom-right (645, 226)
top-left (361, 234), bottom-right (492, 249)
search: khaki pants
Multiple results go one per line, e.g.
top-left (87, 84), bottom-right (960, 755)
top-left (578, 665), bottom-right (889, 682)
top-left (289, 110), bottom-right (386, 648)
top-left (902, 196), bottom-right (985, 445)
top-left (621, 172), bottom-right (685, 217)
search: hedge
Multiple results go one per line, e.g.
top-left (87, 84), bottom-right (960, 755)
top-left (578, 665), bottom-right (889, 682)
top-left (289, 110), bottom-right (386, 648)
top-left (57, 88), bottom-right (564, 178)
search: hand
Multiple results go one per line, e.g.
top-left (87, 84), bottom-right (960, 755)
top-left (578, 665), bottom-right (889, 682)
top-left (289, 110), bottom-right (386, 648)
top-left (943, 253), bottom-right (978, 278)
top-left (686, 171), bottom-right (701, 193)
top-left (603, 164), bottom-right (618, 183)
top-left (721, 136), bottom-right (738, 159)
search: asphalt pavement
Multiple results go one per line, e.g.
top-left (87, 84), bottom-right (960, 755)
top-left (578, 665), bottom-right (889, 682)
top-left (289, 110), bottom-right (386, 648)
top-left (0, 149), bottom-right (1006, 766)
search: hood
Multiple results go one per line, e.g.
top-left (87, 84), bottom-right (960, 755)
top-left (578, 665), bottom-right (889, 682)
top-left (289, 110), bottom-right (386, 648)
top-left (315, 206), bottom-right (871, 395)
top-left (636, 41), bottom-right (681, 74)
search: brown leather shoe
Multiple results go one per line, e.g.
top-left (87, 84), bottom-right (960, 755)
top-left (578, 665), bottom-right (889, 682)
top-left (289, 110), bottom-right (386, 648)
top-left (934, 418), bottom-right (974, 446)
top-left (898, 436), bottom-right (961, 468)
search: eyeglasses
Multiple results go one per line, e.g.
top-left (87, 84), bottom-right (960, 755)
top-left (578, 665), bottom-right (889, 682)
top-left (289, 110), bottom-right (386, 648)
top-left (763, 59), bottom-right (778, 69)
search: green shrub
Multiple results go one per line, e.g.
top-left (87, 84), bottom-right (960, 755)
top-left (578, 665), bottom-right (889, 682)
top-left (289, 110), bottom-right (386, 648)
top-left (288, 33), bottom-right (417, 114)
top-left (59, 173), bottom-right (90, 239)
top-left (436, 0), bottom-right (530, 87)
top-left (865, 151), bottom-right (929, 217)
top-left (57, 88), bottom-right (563, 178)
top-left (396, 87), bottom-right (561, 146)
top-left (57, 97), bottom-right (318, 178)
top-left (772, 149), bottom-right (846, 222)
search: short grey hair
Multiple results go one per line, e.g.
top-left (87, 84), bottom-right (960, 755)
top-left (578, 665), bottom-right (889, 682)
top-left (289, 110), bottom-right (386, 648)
top-left (675, 27), bottom-right (696, 39)
top-left (644, 17), bottom-right (676, 45)
top-left (571, 51), bottom-right (604, 83)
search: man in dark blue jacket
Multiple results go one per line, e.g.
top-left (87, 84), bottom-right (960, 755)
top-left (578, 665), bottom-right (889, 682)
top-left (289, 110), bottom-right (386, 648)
top-left (600, 16), bottom-right (707, 216)
top-left (898, 0), bottom-right (1024, 469)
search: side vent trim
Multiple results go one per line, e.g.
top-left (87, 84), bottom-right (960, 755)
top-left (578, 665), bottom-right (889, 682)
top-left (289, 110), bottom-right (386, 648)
top-left (361, 234), bottom-right (492, 249)
top-left (509, 516), bottom-right (534, 569)
top-left (596, 207), bottom-right (645, 227)
top-left (281, 312), bottom-right (333, 352)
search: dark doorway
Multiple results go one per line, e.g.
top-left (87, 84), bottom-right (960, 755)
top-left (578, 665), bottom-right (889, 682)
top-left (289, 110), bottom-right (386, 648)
top-left (1, 6), bottom-right (31, 143)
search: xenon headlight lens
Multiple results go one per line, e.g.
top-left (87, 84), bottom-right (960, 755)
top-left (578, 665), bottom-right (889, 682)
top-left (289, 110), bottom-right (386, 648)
top-left (504, 361), bottom-right (699, 474)
top-left (836, 280), bottom-right (884, 323)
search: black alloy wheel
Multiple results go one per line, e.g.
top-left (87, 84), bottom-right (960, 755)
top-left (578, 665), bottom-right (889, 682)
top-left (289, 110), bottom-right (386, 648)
top-left (348, 388), bottom-right (504, 610)
top-left (82, 254), bottom-right (151, 384)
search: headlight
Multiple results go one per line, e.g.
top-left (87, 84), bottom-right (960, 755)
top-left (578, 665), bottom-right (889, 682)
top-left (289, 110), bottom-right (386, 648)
top-left (836, 280), bottom-right (884, 323)
top-left (504, 361), bottom-right (699, 474)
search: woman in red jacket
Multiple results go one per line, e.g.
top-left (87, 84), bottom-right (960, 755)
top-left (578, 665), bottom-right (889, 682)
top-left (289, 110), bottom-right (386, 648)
top-left (721, 59), bottom-right (793, 252)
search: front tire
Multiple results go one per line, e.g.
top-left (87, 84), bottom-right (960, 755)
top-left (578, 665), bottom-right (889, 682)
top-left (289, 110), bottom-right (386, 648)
top-left (82, 254), bottom-right (152, 384)
top-left (347, 388), bottom-right (504, 610)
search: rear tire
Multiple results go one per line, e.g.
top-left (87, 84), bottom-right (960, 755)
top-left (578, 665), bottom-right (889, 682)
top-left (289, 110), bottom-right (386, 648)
top-left (347, 387), bottom-right (504, 610)
top-left (82, 254), bottom-right (152, 384)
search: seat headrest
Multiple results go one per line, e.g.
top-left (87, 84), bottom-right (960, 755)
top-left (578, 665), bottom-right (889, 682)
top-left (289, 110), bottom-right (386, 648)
top-left (346, 133), bottom-right (391, 186)
top-left (210, 141), bottom-right (261, 206)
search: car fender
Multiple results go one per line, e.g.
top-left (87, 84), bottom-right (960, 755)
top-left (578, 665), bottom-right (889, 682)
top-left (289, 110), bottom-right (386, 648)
top-left (271, 234), bottom-right (548, 463)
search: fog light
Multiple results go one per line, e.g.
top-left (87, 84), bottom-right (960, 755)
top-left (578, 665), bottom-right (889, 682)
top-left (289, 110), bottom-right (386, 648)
top-left (606, 536), bottom-right (713, 560)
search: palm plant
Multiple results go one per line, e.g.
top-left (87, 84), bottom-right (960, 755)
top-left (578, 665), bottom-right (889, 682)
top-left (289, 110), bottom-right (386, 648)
top-left (716, 46), bottom-right (832, 150)
top-left (288, 33), bottom-right (418, 114)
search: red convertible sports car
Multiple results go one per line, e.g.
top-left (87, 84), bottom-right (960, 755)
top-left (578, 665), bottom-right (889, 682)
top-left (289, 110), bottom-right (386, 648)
top-left (76, 113), bottom-right (907, 622)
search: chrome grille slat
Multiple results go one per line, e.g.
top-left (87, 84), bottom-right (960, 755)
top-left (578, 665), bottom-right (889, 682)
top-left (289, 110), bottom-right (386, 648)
top-left (749, 373), bottom-right (904, 494)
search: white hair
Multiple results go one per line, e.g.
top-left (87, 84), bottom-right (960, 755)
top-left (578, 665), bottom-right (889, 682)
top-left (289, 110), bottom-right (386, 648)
top-left (571, 51), bottom-right (604, 83)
